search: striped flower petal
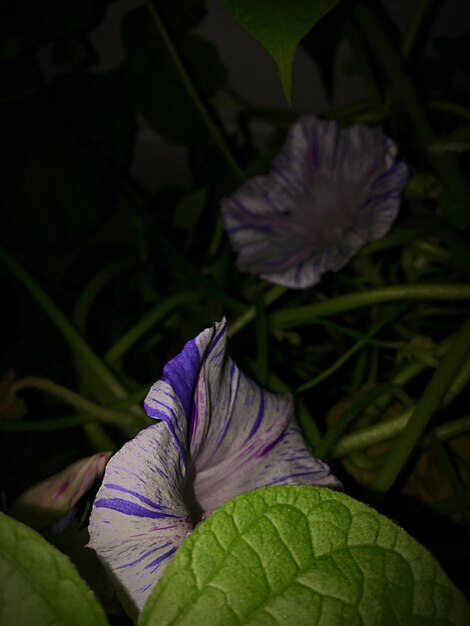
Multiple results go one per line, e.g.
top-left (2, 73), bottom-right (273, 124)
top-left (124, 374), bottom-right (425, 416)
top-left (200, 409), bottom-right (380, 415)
top-left (221, 115), bottom-right (409, 288)
top-left (89, 319), bottom-right (340, 616)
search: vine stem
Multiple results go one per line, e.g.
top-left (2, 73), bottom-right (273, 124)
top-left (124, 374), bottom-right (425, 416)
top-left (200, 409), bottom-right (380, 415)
top-left (144, 0), bottom-right (245, 183)
top-left (12, 377), bottom-right (146, 428)
top-left (368, 316), bottom-right (470, 499)
top-left (333, 336), bottom-right (470, 457)
top-left (272, 283), bottom-right (470, 329)
top-left (228, 285), bottom-right (287, 337)
top-left (0, 245), bottom-right (136, 406)
top-left (353, 1), bottom-right (470, 210)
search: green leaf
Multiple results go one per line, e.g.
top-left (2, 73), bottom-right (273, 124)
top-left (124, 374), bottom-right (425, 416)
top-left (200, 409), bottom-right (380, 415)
top-left (221, 0), bottom-right (340, 101)
top-left (0, 513), bottom-right (108, 626)
top-left (141, 486), bottom-right (468, 626)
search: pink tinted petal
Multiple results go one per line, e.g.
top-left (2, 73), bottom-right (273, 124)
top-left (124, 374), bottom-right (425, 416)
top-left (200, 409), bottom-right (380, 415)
top-left (10, 452), bottom-right (111, 530)
top-left (88, 423), bottom-right (192, 616)
top-left (222, 115), bottom-right (409, 288)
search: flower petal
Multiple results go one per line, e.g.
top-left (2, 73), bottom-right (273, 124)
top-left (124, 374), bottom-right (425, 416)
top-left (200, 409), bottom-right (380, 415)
top-left (10, 452), bottom-right (111, 530)
top-left (88, 423), bottom-right (192, 616)
top-left (222, 115), bottom-right (409, 288)
top-left (89, 319), bottom-right (340, 615)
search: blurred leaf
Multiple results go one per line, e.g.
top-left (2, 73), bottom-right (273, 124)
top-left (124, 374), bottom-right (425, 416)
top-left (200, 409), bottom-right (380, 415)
top-left (221, 0), bottom-right (340, 101)
top-left (300, 3), bottom-right (345, 100)
top-left (141, 486), bottom-right (469, 626)
top-left (52, 71), bottom-right (135, 166)
top-left (438, 185), bottom-right (470, 230)
top-left (120, 6), bottom-right (227, 144)
top-left (0, 0), bottom-right (108, 59)
top-left (0, 98), bottom-right (110, 254)
top-left (173, 187), bottom-right (207, 229)
top-left (0, 513), bottom-right (109, 626)
top-left (51, 35), bottom-right (97, 73)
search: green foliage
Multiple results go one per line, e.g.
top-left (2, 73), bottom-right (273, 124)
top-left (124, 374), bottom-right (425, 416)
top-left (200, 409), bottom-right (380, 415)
top-left (0, 513), bottom-right (109, 626)
top-left (221, 0), bottom-right (340, 100)
top-left (1, 0), bottom-right (470, 621)
top-left (120, 6), bottom-right (226, 144)
top-left (141, 486), bottom-right (469, 626)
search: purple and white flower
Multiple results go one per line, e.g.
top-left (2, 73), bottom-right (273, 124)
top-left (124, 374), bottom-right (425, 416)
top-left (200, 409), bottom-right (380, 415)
top-left (222, 115), bottom-right (409, 288)
top-left (88, 319), bottom-right (339, 615)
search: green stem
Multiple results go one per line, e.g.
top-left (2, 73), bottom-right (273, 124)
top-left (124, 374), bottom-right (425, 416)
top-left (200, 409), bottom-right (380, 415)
top-left (0, 246), bottom-right (133, 403)
top-left (144, 0), bottom-right (245, 183)
top-left (296, 306), bottom-right (402, 393)
top-left (272, 284), bottom-right (470, 329)
top-left (353, 1), bottom-right (470, 204)
top-left (73, 259), bottom-right (129, 333)
top-left (317, 384), bottom-right (407, 459)
top-left (229, 285), bottom-right (287, 337)
top-left (401, 0), bottom-right (439, 60)
top-left (334, 414), bottom-right (470, 458)
top-left (12, 377), bottom-right (144, 427)
top-left (296, 401), bottom-right (322, 452)
top-left (429, 99), bottom-right (470, 122)
top-left (368, 316), bottom-right (470, 499)
top-left (105, 290), bottom-right (197, 365)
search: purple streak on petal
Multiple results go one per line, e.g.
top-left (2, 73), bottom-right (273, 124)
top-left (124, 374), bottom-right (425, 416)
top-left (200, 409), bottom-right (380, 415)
top-left (245, 388), bottom-right (265, 442)
top-left (144, 546), bottom-right (178, 571)
top-left (143, 402), bottom-right (187, 467)
top-left (94, 498), bottom-right (178, 519)
top-left (216, 363), bottom-right (240, 446)
top-left (103, 484), bottom-right (167, 511)
top-left (258, 429), bottom-right (285, 457)
top-left (161, 337), bottom-right (201, 419)
top-left (116, 541), bottom-right (173, 569)
top-left (206, 319), bottom-right (227, 357)
top-left (266, 470), bottom-right (325, 486)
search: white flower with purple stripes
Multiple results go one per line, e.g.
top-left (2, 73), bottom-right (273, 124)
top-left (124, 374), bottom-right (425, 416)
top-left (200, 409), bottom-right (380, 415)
top-left (88, 319), bottom-right (340, 616)
top-left (221, 115), bottom-right (409, 288)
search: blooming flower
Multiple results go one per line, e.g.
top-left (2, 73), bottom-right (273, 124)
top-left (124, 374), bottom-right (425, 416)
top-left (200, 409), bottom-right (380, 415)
top-left (88, 319), bottom-right (340, 615)
top-left (221, 115), bottom-right (409, 288)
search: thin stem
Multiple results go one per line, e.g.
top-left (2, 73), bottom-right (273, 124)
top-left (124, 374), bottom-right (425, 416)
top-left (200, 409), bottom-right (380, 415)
top-left (334, 414), bottom-right (470, 458)
top-left (296, 306), bottom-right (402, 393)
top-left (429, 99), bottom-right (470, 122)
top-left (229, 285), bottom-right (287, 337)
top-left (144, 0), bottom-right (245, 183)
top-left (401, 0), bottom-right (439, 60)
top-left (0, 245), bottom-right (135, 405)
top-left (353, 1), bottom-right (470, 205)
top-left (12, 377), bottom-right (146, 427)
top-left (272, 284), bottom-right (470, 329)
top-left (73, 259), bottom-right (129, 333)
top-left (368, 316), bottom-right (470, 499)
top-left (105, 290), bottom-right (197, 365)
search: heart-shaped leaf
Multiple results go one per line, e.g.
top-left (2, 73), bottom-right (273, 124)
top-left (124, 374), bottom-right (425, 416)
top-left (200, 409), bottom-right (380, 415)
top-left (221, 0), bottom-right (340, 101)
top-left (140, 486), bottom-right (468, 626)
top-left (0, 513), bottom-right (108, 626)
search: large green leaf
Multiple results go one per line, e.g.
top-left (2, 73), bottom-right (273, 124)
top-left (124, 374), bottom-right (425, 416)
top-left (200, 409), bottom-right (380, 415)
top-left (221, 0), bottom-right (340, 100)
top-left (140, 486), bottom-right (468, 626)
top-left (0, 513), bottom-right (108, 626)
